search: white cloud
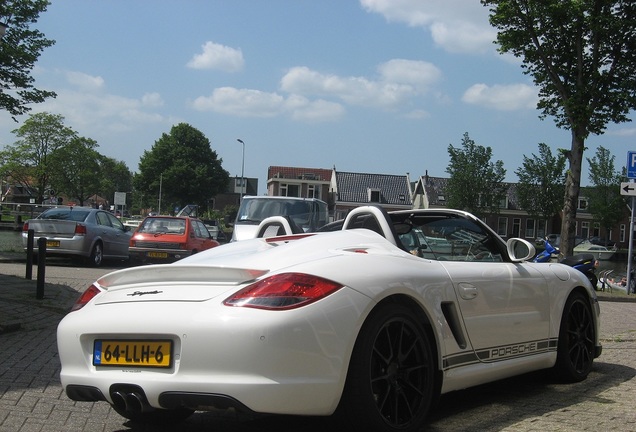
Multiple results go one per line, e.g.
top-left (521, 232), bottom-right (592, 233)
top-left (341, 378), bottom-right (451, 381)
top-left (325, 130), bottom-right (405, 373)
top-left (359, 0), bottom-right (496, 54)
top-left (611, 127), bottom-right (636, 137)
top-left (65, 71), bottom-right (105, 91)
top-left (186, 41), bottom-right (244, 72)
top-left (280, 61), bottom-right (441, 108)
top-left (462, 83), bottom-right (538, 111)
top-left (25, 69), bottom-right (171, 138)
top-left (190, 87), bottom-right (344, 122)
top-left (141, 92), bottom-right (164, 108)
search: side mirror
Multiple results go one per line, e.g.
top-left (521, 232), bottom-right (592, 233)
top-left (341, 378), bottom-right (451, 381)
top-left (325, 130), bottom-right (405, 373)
top-left (507, 238), bottom-right (536, 262)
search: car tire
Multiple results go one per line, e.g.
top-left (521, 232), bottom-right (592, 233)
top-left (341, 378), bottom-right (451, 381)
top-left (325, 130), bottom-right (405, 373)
top-left (553, 291), bottom-right (595, 382)
top-left (336, 302), bottom-right (436, 432)
top-left (87, 242), bottom-right (103, 267)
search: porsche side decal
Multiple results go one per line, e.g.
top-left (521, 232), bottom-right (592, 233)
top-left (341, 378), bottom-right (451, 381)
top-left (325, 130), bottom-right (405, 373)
top-left (442, 338), bottom-right (558, 370)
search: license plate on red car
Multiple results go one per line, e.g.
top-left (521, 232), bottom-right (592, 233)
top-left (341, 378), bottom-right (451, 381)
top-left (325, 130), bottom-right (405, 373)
top-left (93, 340), bottom-right (172, 368)
top-left (147, 251), bottom-right (168, 258)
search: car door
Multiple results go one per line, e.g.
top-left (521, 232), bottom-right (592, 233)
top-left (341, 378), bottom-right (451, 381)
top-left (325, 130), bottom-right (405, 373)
top-left (103, 212), bottom-right (129, 257)
top-left (192, 220), bottom-right (215, 251)
top-left (432, 218), bottom-right (551, 362)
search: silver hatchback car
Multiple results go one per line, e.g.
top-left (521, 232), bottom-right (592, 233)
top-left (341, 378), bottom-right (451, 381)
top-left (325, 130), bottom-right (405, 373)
top-left (22, 207), bottom-right (132, 266)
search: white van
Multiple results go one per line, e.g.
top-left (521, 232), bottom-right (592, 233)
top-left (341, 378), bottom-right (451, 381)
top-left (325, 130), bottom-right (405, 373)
top-left (231, 196), bottom-right (328, 241)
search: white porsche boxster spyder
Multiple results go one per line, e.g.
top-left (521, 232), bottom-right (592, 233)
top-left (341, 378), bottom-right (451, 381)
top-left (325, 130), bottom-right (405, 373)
top-left (57, 206), bottom-right (602, 432)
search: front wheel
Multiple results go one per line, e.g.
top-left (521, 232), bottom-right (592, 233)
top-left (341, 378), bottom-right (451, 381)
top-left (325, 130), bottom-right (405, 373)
top-left (553, 291), bottom-right (595, 382)
top-left (337, 303), bottom-right (436, 432)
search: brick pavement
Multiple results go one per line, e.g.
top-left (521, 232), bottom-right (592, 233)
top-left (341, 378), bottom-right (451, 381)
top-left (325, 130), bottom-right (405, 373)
top-left (1, 257), bottom-right (636, 431)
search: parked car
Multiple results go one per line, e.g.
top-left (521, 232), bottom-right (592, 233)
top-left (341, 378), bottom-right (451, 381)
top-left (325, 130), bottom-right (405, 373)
top-left (128, 216), bottom-right (220, 263)
top-left (21, 206), bottom-right (131, 267)
top-left (57, 206), bottom-right (601, 431)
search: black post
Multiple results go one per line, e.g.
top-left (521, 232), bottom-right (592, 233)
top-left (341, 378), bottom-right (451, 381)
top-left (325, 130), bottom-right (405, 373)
top-left (36, 237), bottom-right (46, 300)
top-left (25, 229), bottom-right (34, 280)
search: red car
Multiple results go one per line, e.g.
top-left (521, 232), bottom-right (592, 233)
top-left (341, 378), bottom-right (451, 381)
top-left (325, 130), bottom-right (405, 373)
top-left (129, 216), bottom-right (220, 263)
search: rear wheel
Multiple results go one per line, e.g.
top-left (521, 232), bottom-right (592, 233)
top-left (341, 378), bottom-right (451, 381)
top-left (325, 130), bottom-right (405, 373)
top-left (553, 291), bottom-right (595, 382)
top-left (337, 303), bottom-right (436, 432)
top-left (87, 242), bottom-right (103, 267)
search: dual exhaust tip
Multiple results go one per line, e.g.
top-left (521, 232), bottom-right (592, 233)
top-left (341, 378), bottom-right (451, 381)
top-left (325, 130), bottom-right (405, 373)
top-left (111, 389), bottom-right (152, 414)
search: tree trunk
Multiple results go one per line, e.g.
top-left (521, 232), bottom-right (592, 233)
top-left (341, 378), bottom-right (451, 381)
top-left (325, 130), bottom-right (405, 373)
top-left (559, 129), bottom-right (585, 258)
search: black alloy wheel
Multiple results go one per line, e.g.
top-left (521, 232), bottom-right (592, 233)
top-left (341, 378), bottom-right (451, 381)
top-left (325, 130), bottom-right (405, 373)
top-left (338, 303), bottom-right (436, 432)
top-left (554, 291), bottom-right (595, 382)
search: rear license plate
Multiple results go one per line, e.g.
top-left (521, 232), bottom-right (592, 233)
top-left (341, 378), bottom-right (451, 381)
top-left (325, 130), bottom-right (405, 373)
top-left (147, 251), bottom-right (168, 258)
top-left (46, 240), bottom-right (60, 248)
top-left (93, 340), bottom-right (172, 368)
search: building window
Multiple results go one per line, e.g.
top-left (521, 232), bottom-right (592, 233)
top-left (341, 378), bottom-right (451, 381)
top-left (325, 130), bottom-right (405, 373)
top-left (512, 218), bottom-right (521, 237)
top-left (281, 183), bottom-right (300, 197)
top-left (621, 224), bottom-right (626, 242)
top-left (593, 223), bottom-right (600, 238)
top-left (497, 217), bottom-right (508, 237)
top-left (581, 221), bottom-right (590, 239)
top-left (307, 184), bottom-right (320, 199)
top-left (498, 196), bottom-right (508, 209)
top-left (368, 189), bottom-right (381, 203)
top-left (525, 219), bottom-right (535, 238)
top-left (578, 198), bottom-right (588, 210)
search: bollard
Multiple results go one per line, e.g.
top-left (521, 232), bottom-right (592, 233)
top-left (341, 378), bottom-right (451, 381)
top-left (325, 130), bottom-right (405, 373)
top-left (25, 229), bottom-right (34, 280)
top-left (36, 237), bottom-right (46, 300)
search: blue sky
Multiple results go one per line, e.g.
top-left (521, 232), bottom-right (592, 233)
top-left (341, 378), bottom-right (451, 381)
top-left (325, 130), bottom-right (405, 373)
top-left (1, 0), bottom-right (634, 194)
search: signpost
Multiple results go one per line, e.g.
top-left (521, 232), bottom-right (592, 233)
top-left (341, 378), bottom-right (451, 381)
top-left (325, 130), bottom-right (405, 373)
top-left (624, 152), bottom-right (636, 294)
top-left (114, 192), bottom-right (126, 217)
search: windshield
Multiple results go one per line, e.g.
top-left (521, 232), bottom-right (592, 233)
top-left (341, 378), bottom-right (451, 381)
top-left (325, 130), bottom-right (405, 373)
top-left (237, 198), bottom-right (312, 226)
top-left (138, 217), bottom-right (186, 235)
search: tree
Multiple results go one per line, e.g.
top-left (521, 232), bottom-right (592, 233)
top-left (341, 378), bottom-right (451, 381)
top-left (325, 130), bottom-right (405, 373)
top-left (482, 0), bottom-right (636, 257)
top-left (134, 123), bottom-right (229, 213)
top-left (586, 146), bottom-right (627, 244)
top-left (48, 136), bottom-right (101, 205)
top-left (0, 0), bottom-right (56, 120)
top-left (0, 112), bottom-right (75, 202)
top-left (515, 142), bottom-right (566, 234)
top-left (445, 132), bottom-right (507, 218)
top-left (98, 156), bottom-right (133, 208)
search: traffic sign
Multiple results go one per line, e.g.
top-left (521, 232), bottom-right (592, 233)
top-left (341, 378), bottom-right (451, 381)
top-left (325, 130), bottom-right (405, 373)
top-left (621, 182), bottom-right (636, 196)
top-left (628, 151), bottom-right (636, 178)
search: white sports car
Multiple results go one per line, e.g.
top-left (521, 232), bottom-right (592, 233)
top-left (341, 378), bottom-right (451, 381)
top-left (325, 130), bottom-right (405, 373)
top-left (57, 206), bottom-right (602, 431)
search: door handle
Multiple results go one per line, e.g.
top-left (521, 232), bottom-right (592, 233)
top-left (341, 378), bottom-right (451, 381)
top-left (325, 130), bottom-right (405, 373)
top-left (458, 282), bottom-right (478, 300)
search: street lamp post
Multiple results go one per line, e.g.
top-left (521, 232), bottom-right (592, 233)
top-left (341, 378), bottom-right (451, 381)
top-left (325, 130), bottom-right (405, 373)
top-left (237, 139), bottom-right (245, 197)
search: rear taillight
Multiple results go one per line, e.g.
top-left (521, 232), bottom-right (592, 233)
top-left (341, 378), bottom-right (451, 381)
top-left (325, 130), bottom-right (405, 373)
top-left (75, 223), bottom-right (87, 235)
top-left (71, 284), bottom-right (101, 311)
top-left (223, 272), bottom-right (343, 310)
top-left (22, 222), bottom-right (29, 232)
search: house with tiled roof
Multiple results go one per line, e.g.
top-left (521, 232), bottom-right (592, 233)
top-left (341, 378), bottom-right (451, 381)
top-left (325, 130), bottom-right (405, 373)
top-left (412, 172), bottom-right (609, 244)
top-left (330, 171), bottom-right (412, 220)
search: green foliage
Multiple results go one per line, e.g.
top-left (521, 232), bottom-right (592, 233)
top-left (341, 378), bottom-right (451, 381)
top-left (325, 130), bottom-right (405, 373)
top-left (0, 0), bottom-right (56, 119)
top-left (586, 146), bottom-right (627, 237)
top-left (1, 112), bottom-right (75, 201)
top-left (445, 132), bottom-right (507, 218)
top-left (515, 143), bottom-right (566, 222)
top-left (97, 156), bottom-right (133, 206)
top-left (481, 0), bottom-right (636, 256)
top-left (134, 123), bottom-right (229, 213)
top-left (0, 111), bottom-right (133, 206)
top-left (48, 136), bottom-right (100, 205)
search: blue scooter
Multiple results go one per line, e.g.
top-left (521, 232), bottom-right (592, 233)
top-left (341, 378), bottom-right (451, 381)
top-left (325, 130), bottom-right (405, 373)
top-left (534, 238), bottom-right (599, 289)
